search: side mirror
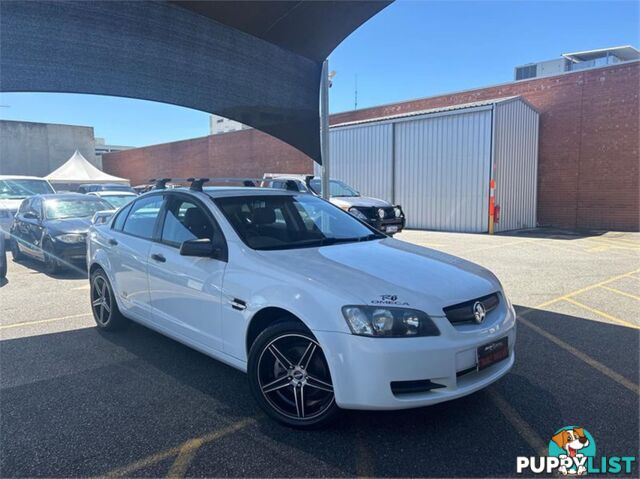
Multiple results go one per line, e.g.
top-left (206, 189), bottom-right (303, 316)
top-left (23, 212), bottom-right (38, 220)
top-left (179, 238), bottom-right (215, 257)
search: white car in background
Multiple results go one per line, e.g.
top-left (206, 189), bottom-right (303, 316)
top-left (0, 176), bottom-right (55, 241)
top-left (87, 183), bottom-right (515, 428)
top-left (87, 191), bottom-right (137, 209)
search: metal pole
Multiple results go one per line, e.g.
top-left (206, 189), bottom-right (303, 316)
top-left (320, 59), bottom-right (330, 200)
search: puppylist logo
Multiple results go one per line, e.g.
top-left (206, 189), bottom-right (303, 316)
top-left (516, 426), bottom-right (637, 475)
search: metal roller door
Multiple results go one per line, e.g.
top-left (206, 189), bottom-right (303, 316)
top-left (394, 109), bottom-right (493, 232)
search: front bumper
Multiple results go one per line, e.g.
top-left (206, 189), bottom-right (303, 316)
top-left (367, 217), bottom-right (405, 234)
top-left (314, 306), bottom-right (516, 410)
top-left (51, 240), bottom-right (87, 262)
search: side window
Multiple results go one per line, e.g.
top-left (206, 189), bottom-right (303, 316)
top-left (122, 195), bottom-right (164, 239)
top-left (112, 202), bottom-right (133, 231)
top-left (161, 198), bottom-right (213, 247)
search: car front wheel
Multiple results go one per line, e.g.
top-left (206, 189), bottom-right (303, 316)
top-left (248, 321), bottom-right (339, 428)
top-left (42, 239), bottom-right (60, 274)
top-left (11, 239), bottom-right (23, 261)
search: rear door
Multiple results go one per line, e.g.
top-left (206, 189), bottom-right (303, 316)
top-left (107, 194), bottom-right (164, 321)
top-left (147, 193), bottom-right (227, 351)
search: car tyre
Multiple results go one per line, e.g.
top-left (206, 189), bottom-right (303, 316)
top-left (11, 238), bottom-right (23, 262)
top-left (0, 236), bottom-right (6, 279)
top-left (90, 268), bottom-right (128, 331)
top-left (42, 238), bottom-right (60, 274)
top-left (248, 320), bottom-right (339, 428)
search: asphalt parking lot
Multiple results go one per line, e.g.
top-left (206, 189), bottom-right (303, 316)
top-left (1, 228), bottom-right (638, 478)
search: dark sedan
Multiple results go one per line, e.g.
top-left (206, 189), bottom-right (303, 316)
top-left (10, 194), bottom-right (111, 273)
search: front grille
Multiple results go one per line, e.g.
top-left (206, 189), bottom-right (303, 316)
top-left (355, 206), bottom-right (396, 220)
top-left (443, 293), bottom-right (500, 324)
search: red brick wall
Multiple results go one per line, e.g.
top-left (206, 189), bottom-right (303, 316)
top-left (102, 129), bottom-right (314, 187)
top-left (103, 62), bottom-right (639, 231)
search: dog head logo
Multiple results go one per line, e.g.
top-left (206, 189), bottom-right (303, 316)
top-left (549, 426), bottom-right (596, 475)
top-left (552, 428), bottom-right (590, 457)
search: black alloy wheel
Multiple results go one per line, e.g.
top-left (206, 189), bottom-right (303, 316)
top-left (248, 321), bottom-right (338, 428)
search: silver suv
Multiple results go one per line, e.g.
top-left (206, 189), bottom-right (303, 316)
top-left (264, 175), bottom-right (405, 235)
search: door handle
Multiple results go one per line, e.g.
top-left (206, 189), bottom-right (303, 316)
top-left (151, 253), bottom-right (166, 263)
top-left (108, 238), bottom-right (118, 246)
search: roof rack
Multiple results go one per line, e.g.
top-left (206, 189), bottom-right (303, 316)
top-left (148, 177), bottom-right (295, 192)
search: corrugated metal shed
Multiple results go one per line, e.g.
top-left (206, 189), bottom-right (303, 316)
top-left (327, 97), bottom-right (539, 233)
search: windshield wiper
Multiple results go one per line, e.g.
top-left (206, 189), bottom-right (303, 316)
top-left (320, 234), bottom-right (384, 245)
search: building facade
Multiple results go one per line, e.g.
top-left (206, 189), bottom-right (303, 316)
top-left (514, 45), bottom-right (639, 80)
top-left (103, 60), bottom-right (640, 231)
top-left (0, 120), bottom-right (98, 176)
top-left (209, 115), bottom-right (251, 135)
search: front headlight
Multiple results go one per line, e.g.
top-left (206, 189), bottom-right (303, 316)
top-left (394, 206), bottom-right (402, 218)
top-left (348, 207), bottom-right (368, 221)
top-left (342, 306), bottom-right (439, 337)
top-left (56, 233), bottom-right (85, 244)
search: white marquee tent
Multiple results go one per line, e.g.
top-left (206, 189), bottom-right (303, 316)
top-left (46, 150), bottom-right (129, 186)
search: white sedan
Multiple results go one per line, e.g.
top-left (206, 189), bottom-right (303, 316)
top-left (87, 190), bottom-right (137, 209)
top-left (87, 185), bottom-right (515, 427)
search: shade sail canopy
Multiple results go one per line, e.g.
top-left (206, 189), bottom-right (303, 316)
top-left (0, 1), bottom-right (392, 164)
top-left (46, 150), bottom-right (130, 185)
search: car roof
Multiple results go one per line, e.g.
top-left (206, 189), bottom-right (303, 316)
top-left (90, 191), bottom-right (137, 196)
top-left (80, 183), bottom-right (128, 186)
top-left (34, 193), bottom-right (105, 201)
top-left (203, 186), bottom-right (299, 198)
top-left (0, 175), bottom-right (51, 181)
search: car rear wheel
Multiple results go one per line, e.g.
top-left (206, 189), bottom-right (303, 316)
top-left (248, 321), bottom-right (339, 428)
top-left (90, 269), bottom-right (128, 331)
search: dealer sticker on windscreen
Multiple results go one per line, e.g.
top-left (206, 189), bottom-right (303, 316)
top-left (477, 337), bottom-right (508, 370)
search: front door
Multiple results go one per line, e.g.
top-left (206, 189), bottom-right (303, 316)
top-left (148, 194), bottom-right (226, 352)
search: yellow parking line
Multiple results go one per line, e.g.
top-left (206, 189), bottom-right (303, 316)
top-left (0, 313), bottom-right (91, 330)
top-left (355, 420), bottom-right (375, 478)
top-left (534, 268), bottom-right (640, 310)
top-left (600, 285), bottom-right (640, 301)
top-left (518, 316), bottom-right (639, 395)
top-left (584, 238), bottom-right (640, 251)
top-left (463, 238), bottom-right (532, 254)
top-left (488, 389), bottom-right (546, 456)
top-left (104, 418), bottom-right (253, 478)
top-left (166, 438), bottom-right (204, 479)
top-left (563, 298), bottom-right (640, 330)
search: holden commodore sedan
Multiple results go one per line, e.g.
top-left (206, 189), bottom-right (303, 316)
top-left (87, 185), bottom-right (515, 427)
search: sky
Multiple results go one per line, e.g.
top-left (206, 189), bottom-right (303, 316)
top-left (1, 0), bottom-right (638, 147)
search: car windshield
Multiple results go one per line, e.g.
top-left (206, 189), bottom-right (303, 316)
top-left (44, 198), bottom-right (112, 220)
top-left (309, 179), bottom-right (359, 197)
top-left (0, 179), bottom-right (54, 199)
top-left (214, 194), bottom-right (385, 250)
top-left (100, 195), bottom-right (135, 209)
